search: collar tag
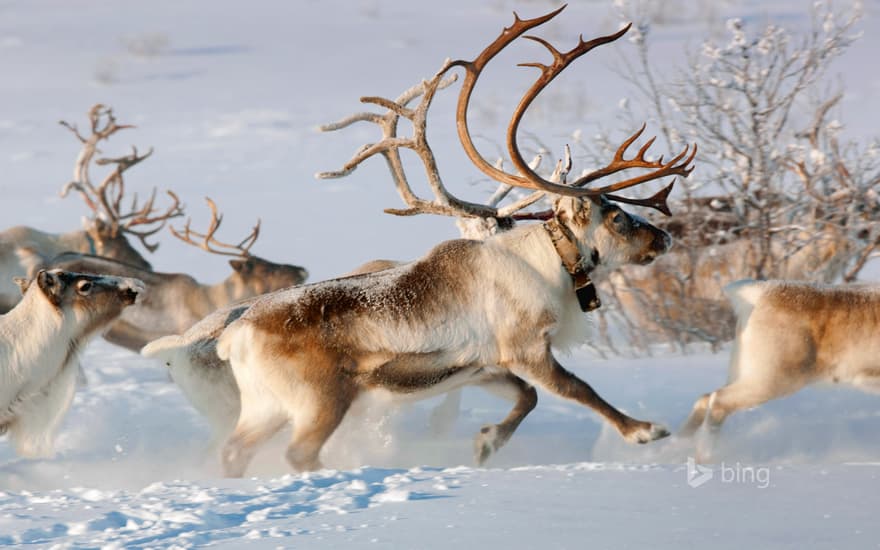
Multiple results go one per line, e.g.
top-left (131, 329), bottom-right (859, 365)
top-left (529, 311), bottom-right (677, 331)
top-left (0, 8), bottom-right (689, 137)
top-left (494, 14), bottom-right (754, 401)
top-left (575, 280), bottom-right (601, 312)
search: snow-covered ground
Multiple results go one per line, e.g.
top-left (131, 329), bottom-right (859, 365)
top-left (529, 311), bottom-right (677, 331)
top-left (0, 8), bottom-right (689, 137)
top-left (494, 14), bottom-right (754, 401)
top-left (2, 0), bottom-right (880, 547)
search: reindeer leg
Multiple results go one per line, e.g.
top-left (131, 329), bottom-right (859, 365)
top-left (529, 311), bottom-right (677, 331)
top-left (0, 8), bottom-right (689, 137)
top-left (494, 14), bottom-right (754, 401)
top-left (679, 392), bottom-right (713, 438)
top-left (222, 369), bottom-right (287, 477)
top-left (269, 355), bottom-right (358, 473)
top-left (428, 389), bottom-right (462, 437)
top-left (515, 345), bottom-right (669, 444)
top-left (222, 415), bottom-right (287, 478)
top-left (698, 378), bottom-right (806, 462)
top-left (284, 396), bottom-right (353, 472)
top-left (472, 372), bottom-right (537, 465)
top-left (9, 360), bottom-right (78, 457)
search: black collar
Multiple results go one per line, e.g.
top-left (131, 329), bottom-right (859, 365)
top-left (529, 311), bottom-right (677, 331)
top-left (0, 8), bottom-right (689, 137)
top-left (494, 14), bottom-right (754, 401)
top-left (543, 218), bottom-right (601, 312)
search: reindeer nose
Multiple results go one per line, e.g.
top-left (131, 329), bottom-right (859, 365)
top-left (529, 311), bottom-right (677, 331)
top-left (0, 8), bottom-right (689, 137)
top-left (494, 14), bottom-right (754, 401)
top-left (117, 278), bottom-right (146, 305)
top-left (653, 230), bottom-right (673, 253)
top-left (121, 287), bottom-right (139, 305)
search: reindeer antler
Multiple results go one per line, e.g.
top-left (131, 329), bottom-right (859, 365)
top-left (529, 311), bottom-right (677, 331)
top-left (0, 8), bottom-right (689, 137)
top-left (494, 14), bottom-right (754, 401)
top-left (319, 7), bottom-right (696, 219)
top-left (170, 197), bottom-right (260, 258)
top-left (444, 8), bottom-right (696, 214)
top-left (59, 104), bottom-right (184, 252)
top-left (317, 62), bottom-right (569, 222)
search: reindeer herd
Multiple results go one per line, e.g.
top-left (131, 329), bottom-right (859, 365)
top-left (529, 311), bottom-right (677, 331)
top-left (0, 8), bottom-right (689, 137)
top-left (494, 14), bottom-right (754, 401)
top-left (2, 7), bottom-right (878, 474)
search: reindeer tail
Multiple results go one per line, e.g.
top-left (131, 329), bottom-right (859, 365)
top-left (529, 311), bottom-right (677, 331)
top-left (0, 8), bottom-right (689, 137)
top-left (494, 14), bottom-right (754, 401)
top-left (141, 334), bottom-right (185, 365)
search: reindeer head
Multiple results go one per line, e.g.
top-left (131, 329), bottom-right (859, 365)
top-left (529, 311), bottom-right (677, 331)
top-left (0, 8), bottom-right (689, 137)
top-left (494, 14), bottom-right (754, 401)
top-left (228, 256), bottom-right (309, 295)
top-left (553, 196), bottom-right (672, 269)
top-left (27, 269), bottom-right (144, 328)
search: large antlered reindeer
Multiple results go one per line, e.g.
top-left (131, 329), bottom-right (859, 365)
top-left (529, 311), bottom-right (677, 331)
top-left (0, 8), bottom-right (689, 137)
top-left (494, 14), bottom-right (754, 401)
top-left (0, 104), bottom-right (183, 312)
top-left (216, 7), bottom-right (696, 476)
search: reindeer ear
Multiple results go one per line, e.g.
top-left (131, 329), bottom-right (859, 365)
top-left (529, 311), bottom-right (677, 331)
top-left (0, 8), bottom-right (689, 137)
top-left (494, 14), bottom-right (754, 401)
top-left (13, 277), bottom-right (31, 295)
top-left (229, 259), bottom-right (249, 274)
top-left (553, 196), bottom-right (593, 226)
top-left (36, 270), bottom-right (64, 307)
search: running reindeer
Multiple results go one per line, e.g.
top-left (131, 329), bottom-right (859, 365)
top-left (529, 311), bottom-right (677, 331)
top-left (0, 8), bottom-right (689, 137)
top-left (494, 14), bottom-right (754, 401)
top-left (43, 198), bottom-right (308, 351)
top-left (215, 7), bottom-right (696, 476)
top-left (0, 104), bottom-right (182, 313)
top-left (680, 279), bottom-right (880, 460)
top-left (1, 269), bottom-right (144, 456)
top-left (139, 156), bottom-right (568, 442)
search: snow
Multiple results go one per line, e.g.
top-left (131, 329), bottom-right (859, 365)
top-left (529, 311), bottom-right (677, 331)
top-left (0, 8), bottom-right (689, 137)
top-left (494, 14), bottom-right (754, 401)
top-left (3, 0), bottom-right (880, 547)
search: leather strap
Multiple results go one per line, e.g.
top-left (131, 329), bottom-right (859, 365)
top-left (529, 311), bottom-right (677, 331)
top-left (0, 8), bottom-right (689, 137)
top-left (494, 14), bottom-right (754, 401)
top-left (543, 218), bottom-right (601, 312)
top-left (84, 231), bottom-right (97, 255)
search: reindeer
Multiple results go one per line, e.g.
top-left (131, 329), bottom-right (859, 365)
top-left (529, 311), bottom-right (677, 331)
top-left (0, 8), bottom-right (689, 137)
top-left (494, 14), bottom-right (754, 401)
top-left (43, 198), bottom-right (308, 352)
top-left (138, 104), bottom-right (573, 443)
top-left (141, 154), bottom-right (571, 441)
top-left (679, 279), bottom-right (880, 460)
top-left (0, 269), bottom-right (144, 457)
top-left (0, 104), bottom-right (183, 313)
top-left (213, 8), bottom-right (696, 477)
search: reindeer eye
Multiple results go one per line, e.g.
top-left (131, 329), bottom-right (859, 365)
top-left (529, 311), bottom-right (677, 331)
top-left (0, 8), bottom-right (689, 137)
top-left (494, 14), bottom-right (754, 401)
top-left (76, 280), bottom-right (93, 294)
top-left (611, 211), bottom-right (628, 228)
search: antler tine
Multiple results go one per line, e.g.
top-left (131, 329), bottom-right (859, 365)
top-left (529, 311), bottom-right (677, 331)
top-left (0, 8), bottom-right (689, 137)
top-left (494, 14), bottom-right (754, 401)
top-left (169, 197), bottom-right (258, 258)
top-left (235, 218), bottom-right (261, 256)
top-left (92, 146), bottom-right (155, 233)
top-left (446, 9), bottom-right (693, 214)
top-left (446, 6), bottom-right (567, 190)
top-left (605, 180), bottom-right (677, 216)
top-left (505, 23), bottom-right (697, 213)
top-left (59, 105), bottom-right (183, 249)
top-left (568, 125), bottom-right (696, 189)
top-left (500, 145), bottom-right (572, 220)
top-left (318, 64), bottom-right (503, 220)
top-left (59, 104), bottom-right (135, 211)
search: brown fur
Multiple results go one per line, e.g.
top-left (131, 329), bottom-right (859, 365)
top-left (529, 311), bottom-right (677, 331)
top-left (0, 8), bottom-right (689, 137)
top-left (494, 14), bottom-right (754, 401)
top-left (681, 281), bottom-right (880, 459)
top-left (219, 201), bottom-right (674, 475)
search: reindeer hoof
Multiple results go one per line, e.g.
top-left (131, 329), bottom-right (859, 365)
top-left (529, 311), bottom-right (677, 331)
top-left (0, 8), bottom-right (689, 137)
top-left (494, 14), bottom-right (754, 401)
top-left (624, 422), bottom-right (670, 444)
top-left (474, 424), bottom-right (504, 466)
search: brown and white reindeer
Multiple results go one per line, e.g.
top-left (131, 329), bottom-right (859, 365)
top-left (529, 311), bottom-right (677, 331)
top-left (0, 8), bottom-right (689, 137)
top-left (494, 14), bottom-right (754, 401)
top-left (679, 279), bottom-right (880, 460)
top-left (0, 269), bottom-right (144, 456)
top-left (0, 104), bottom-right (183, 313)
top-left (45, 198), bottom-right (309, 352)
top-left (137, 139), bottom-right (568, 443)
top-left (213, 7), bottom-right (696, 476)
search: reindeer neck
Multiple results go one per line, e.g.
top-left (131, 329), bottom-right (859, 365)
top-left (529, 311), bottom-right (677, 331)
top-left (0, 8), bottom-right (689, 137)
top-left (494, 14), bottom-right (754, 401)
top-left (0, 289), bottom-right (65, 350)
top-left (59, 229), bottom-right (97, 254)
top-left (490, 224), bottom-right (572, 285)
top-left (542, 218), bottom-right (601, 312)
top-left (203, 278), bottom-right (243, 315)
top-left (490, 221), bottom-right (601, 313)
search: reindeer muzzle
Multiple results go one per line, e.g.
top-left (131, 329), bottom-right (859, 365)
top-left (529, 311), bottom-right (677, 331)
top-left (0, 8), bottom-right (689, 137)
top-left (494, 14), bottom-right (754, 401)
top-left (116, 278), bottom-right (146, 305)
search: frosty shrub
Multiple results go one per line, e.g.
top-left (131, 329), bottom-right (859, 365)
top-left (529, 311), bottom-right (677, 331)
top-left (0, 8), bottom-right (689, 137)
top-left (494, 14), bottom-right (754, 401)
top-left (584, 1), bottom-right (880, 353)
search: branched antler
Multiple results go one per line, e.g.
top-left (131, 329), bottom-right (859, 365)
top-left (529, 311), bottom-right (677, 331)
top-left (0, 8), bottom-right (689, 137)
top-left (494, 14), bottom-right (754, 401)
top-left (445, 8), bottom-right (695, 214)
top-left (318, 6), bottom-right (697, 225)
top-left (59, 104), bottom-right (184, 252)
top-left (318, 69), bottom-right (512, 219)
top-left (170, 197), bottom-right (260, 258)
